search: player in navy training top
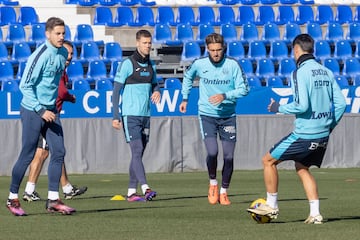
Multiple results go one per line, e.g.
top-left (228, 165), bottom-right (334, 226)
top-left (247, 34), bottom-right (346, 224)
top-left (180, 33), bottom-right (249, 205)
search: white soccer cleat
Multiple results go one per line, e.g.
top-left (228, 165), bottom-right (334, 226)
top-left (247, 203), bottom-right (279, 219)
top-left (304, 215), bottom-right (323, 224)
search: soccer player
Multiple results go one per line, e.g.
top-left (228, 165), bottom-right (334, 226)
top-left (247, 34), bottom-right (347, 224)
top-left (6, 17), bottom-right (76, 216)
top-left (22, 40), bottom-right (87, 202)
top-left (179, 33), bottom-right (249, 205)
top-left (112, 30), bottom-right (161, 202)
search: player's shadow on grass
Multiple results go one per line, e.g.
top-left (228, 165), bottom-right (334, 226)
top-left (157, 192), bottom-right (257, 202)
top-left (326, 216), bottom-right (360, 222)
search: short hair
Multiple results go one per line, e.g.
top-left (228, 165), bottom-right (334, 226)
top-left (292, 34), bottom-right (314, 54)
top-left (136, 29), bottom-right (152, 40)
top-left (205, 33), bottom-right (225, 47)
top-left (63, 40), bottom-right (73, 48)
top-left (45, 17), bottom-right (65, 32)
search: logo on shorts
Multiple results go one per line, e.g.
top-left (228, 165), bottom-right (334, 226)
top-left (223, 126), bottom-right (236, 134)
top-left (308, 142), bottom-right (328, 150)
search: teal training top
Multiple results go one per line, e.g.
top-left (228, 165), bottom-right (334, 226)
top-left (280, 55), bottom-right (346, 139)
top-left (19, 40), bottom-right (68, 114)
top-left (113, 56), bottom-right (157, 118)
top-left (182, 56), bottom-right (249, 118)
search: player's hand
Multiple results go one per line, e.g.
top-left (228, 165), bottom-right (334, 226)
top-left (151, 91), bottom-right (161, 104)
top-left (179, 101), bottom-right (187, 113)
top-left (208, 94), bottom-right (224, 106)
top-left (268, 98), bottom-right (280, 113)
top-left (112, 119), bottom-right (122, 130)
top-left (42, 110), bottom-right (56, 122)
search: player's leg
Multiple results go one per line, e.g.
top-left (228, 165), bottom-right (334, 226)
top-left (45, 116), bottom-right (75, 214)
top-left (23, 136), bottom-right (49, 202)
top-left (61, 163), bottom-right (88, 200)
top-left (7, 107), bottom-right (43, 216)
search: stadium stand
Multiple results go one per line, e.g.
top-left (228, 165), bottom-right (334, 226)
top-left (0, 61), bottom-right (14, 81)
top-left (17, 6), bottom-right (39, 25)
top-left (1, 79), bottom-right (19, 91)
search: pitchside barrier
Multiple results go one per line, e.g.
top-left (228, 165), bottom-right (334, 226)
top-left (0, 86), bottom-right (359, 175)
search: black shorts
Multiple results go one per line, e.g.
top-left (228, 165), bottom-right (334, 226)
top-left (199, 115), bottom-right (236, 142)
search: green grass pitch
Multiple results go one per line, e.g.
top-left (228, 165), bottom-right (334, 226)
top-left (0, 168), bottom-right (359, 240)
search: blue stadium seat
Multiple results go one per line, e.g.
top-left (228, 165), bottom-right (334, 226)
top-left (334, 40), bottom-right (353, 59)
top-left (0, 42), bottom-right (9, 61)
top-left (314, 40), bottom-right (331, 61)
top-left (315, 5), bottom-right (333, 25)
top-left (17, 6), bottom-right (38, 25)
top-left (98, 0), bottom-right (118, 6)
top-left (255, 6), bottom-right (275, 26)
top-left (196, 24), bottom-right (215, 45)
top-left (153, 24), bottom-right (182, 46)
top-left (155, 6), bottom-right (176, 26)
top-left (103, 42), bottom-right (122, 64)
top-left (174, 23), bottom-right (194, 43)
top-left (164, 78), bottom-right (182, 89)
top-left (270, 40), bottom-right (289, 61)
top-left (247, 76), bottom-right (262, 87)
top-left (256, 58), bottom-right (275, 79)
top-left (239, 58), bottom-right (254, 76)
top-left (260, 0), bottom-right (278, 3)
top-left (278, 58), bottom-right (296, 80)
top-left (28, 23), bottom-right (46, 47)
top-left (176, 6), bottom-right (196, 26)
top-left (248, 41), bottom-right (267, 60)
top-left (93, 7), bottom-right (120, 26)
top-left (235, 6), bottom-right (255, 26)
top-left (139, 0), bottom-right (156, 6)
top-left (0, 61), bottom-right (14, 80)
top-left (283, 22), bottom-right (301, 44)
top-left (226, 40), bottom-right (245, 60)
top-left (67, 60), bottom-right (85, 83)
top-left (335, 75), bottom-right (350, 87)
top-left (15, 60), bottom-right (26, 80)
top-left (240, 22), bottom-right (259, 46)
top-left (65, 0), bottom-right (79, 3)
top-left (6, 23), bottom-right (26, 45)
top-left (65, 24), bottom-right (72, 41)
top-left (343, 58), bottom-right (360, 81)
top-left (335, 5), bottom-right (353, 25)
top-left (134, 6), bottom-right (155, 26)
top-left (280, 0), bottom-right (298, 3)
top-left (114, 7), bottom-right (136, 26)
top-left (295, 5), bottom-right (314, 25)
top-left (306, 22), bottom-right (323, 41)
top-left (195, 6), bottom-right (216, 26)
top-left (325, 22), bottom-right (344, 45)
top-left (72, 79), bottom-right (90, 91)
top-left (95, 79), bottom-right (113, 90)
top-left (74, 24), bottom-right (104, 48)
top-left (11, 42), bottom-right (31, 63)
top-left (109, 60), bottom-right (121, 78)
top-left (219, 0), bottom-right (239, 4)
top-left (0, 6), bottom-right (16, 26)
top-left (78, 0), bottom-right (97, 6)
top-left (87, 60), bottom-right (113, 83)
top-left (220, 23), bottom-right (238, 43)
top-left (276, 5), bottom-right (295, 25)
top-left (216, 6), bottom-right (235, 25)
top-left (262, 23), bottom-right (281, 43)
top-left (267, 76), bottom-right (284, 87)
top-left (1, 79), bottom-right (19, 91)
top-left (0, 0), bottom-right (19, 5)
top-left (119, 0), bottom-right (139, 6)
top-left (180, 41), bottom-right (201, 64)
top-left (239, 0), bottom-right (259, 4)
top-left (346, 22), bottom-right (360, 44)
top-left (80, 41), bottom-right (101, 62)
top-left (299, 0), bottom-right (314, 4)
top-left (354, 6), bottom-right (360, 22)
top-left (323, 58), bottom-right (340, 76)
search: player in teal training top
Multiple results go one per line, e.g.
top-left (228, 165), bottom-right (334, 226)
top-left (247, 34), bottom-right (347, 224)
top-left (180, 33), bottom-right (249, 205)
top-left (112, 30), bottom-right (161, 202)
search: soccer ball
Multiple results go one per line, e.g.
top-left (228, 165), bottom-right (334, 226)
top-left (248, 198), bottom-right (272, 224)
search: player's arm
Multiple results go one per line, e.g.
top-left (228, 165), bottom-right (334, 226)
top-left (150, 63), bottom-right (161, 104)
top-left (112, 60), bottom-right (129, 129)
top-left (330, 79), bottom-right (346, 130)
top-left (223, 63), bottom-right (250, 101)
top-left (179, 61), bottom-right (198, 113)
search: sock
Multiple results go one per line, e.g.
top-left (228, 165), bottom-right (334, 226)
top-left (8, 192), bottom-right (18, 200)
top-left (62, 183), bottom-right (73, 194)
top-left (210, 179), bottom-right (218, 186)
top-left (48, 191), bottom-right (59, 200)
top-left (220, 187), bottom-right (227, 194)
top-left (24, 182), bottom-right (36, 194)
top-left (266, 192), bottom-right (278, 209)
top-left (127, 188), bottom-right (136, 197)
top-left (141, 184), bottom-right (150, 195)
top-left (309, 199), bottom-right (320, 217)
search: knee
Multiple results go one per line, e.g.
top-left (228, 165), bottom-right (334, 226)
top-left (262, 153), bottom-right (276, 167)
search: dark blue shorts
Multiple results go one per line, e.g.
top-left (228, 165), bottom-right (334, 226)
top-left (270, 132), bottom-right (329, 168)
top-left (199, 115), bottom-right (236, 142)
top-left (123, 116), bottom-right (150, 143)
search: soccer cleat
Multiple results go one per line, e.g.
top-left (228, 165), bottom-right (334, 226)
top-left (247, 203), bottom-right (279, 219)
top-left (208, 184), bottom-right (219, 205)
top-left (127, 193), bottom-right (146, 202)
top-left (46, 199), bottom-right (76, 215)
top-left (144, 189), bottom-right (157, 201)
top-left (219, 192), bottom-right (231, 205)
top-left (304, 215), bottom-right (323, 224)
top-left (64, 185), bottom-right (88, 200)
top-left (6, 199), bottom-right (27, 216)
top-left (22, 191), bottom-right (41, 202)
